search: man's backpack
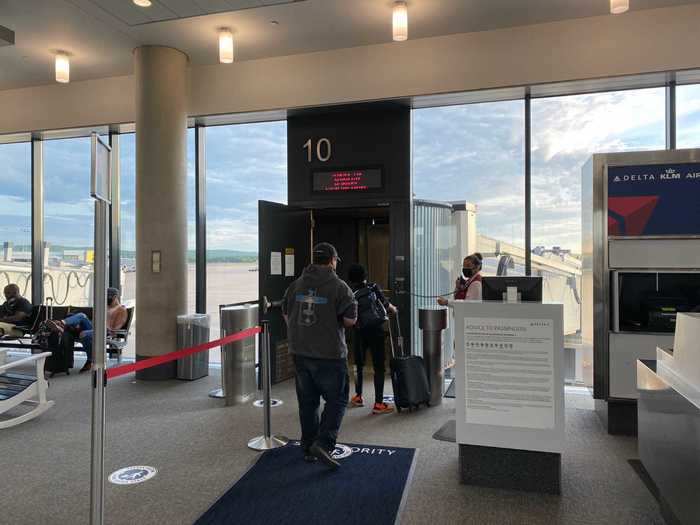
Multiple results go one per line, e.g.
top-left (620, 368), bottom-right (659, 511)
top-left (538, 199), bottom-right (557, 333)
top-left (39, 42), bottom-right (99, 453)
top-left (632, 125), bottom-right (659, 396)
top-left (354, 284), bottom-right (387, 330)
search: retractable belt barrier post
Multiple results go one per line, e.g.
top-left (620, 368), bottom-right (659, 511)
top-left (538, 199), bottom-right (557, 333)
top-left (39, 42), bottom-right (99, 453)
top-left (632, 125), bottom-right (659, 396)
top-left (89, 133), bottom-right (110, 525)
top-left (248, 320), bottom-right (288, 451)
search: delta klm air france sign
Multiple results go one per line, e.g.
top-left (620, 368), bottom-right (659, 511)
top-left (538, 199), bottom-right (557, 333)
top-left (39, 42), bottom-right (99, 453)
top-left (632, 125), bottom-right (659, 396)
top-left (607, 163), bottom-right (700, 237)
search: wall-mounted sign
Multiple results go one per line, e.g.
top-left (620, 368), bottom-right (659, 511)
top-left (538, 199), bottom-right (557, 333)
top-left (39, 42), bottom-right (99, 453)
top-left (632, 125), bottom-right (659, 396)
top-left (608, 163), bottom-right (700, 236)
top-left (312, 168), bottom-right (383, 193)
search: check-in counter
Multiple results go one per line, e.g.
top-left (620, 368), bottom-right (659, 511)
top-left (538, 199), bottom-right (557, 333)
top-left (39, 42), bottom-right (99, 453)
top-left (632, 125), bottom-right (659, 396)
top-left (637, 313), bottom-right (700, 525)
top-left (453, 301), bottom-right (564, 494)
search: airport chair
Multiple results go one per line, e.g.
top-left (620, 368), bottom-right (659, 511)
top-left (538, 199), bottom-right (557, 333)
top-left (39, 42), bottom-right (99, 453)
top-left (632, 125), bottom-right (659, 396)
top-left (107, 306), bottom-right (134, 363)
top-left (0, 349), bottom-right (54, 429)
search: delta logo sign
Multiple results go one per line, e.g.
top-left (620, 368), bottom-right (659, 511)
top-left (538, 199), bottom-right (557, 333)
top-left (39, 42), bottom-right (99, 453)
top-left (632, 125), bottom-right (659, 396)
top-left (608, 163), bottom-right (700, 236)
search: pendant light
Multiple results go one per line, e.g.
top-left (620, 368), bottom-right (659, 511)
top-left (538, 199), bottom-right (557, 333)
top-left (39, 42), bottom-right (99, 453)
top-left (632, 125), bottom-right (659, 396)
top-left (393, 2), bottom-right (408, 42)
top-left (610, 0), bottom-right (629, 14)
top-left (219, 28), bottom-right (234, 64)
top-left (55, 52), bottom-right (70, 83)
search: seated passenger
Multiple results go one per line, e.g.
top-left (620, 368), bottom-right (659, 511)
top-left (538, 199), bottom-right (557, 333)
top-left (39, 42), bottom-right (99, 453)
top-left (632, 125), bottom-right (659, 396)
top-left (0, 284), bottom-right (33, 337)
top-left (64, 287), bottom-right (128, 373)
top-left (347, 263), bottom-right (398, 415)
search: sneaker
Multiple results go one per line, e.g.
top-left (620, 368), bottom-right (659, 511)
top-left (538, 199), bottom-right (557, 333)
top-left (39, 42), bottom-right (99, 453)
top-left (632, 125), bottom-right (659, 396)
top-left (372, 402), bottom-right (394, 415)
top-left (350, 394), bottom-right (364, 407)
top-left (309, 443), bottom-right (340, 470)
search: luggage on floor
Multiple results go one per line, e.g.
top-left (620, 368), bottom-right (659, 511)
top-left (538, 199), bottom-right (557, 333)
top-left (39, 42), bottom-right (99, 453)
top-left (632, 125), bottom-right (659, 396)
top-left (44, 330), bottom-right (74, 376)
top-left (388, 312), bottom-right (430, 412)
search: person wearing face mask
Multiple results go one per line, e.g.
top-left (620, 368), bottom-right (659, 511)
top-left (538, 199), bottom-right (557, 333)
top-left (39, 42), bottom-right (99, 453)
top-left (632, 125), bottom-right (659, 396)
top-left (437, 253), bottom-right (483, 306)
top-left (0, 284), bottom-right (33, 337)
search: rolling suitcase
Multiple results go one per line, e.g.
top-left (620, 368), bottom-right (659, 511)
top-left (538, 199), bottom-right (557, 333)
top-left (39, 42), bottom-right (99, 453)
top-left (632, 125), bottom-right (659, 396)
top-left (388, 312), bottom-right (431, 412)
top-left (44, 331), bottom-right (74, 376)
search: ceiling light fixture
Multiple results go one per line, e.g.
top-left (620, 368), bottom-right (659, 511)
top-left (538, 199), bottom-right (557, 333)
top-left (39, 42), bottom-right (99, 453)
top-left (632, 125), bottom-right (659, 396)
top-left (55, 52), bottom-right (70, 83)
top-left (393, 1), bottom-right (408, 42)
top-left (133, 0), bottom-right (152, 7)
top-left (610, 0), bottom-right (629, 14)
top-left (219, 28), bottom-right (234, 64)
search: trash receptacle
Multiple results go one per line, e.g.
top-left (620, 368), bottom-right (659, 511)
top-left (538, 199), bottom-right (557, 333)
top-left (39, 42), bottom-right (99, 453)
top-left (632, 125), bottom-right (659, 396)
top-left (214, 304), bottom-right (258, 406)
top-left (176, 314), bottom-right (210, 381)
top-left (419, 308), bottom-right (447, 406)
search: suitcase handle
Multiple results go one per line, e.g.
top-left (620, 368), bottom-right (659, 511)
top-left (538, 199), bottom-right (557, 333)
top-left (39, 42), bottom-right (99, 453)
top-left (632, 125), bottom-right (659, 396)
top-left (387, 317), bottom-right (397, 359)
top-left (387, 314), bottom-right (405, 358)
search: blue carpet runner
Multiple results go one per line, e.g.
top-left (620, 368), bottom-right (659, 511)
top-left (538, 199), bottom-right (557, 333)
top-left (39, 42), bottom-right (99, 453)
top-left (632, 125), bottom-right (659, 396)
top-left (195, 442), bottom-right (417, 525)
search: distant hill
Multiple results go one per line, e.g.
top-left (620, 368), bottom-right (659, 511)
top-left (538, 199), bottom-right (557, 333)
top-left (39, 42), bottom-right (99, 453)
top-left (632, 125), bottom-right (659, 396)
top-left (200, 250), bottom-right (258, 263)
top-left (37, 245), bottom-right (258, 264)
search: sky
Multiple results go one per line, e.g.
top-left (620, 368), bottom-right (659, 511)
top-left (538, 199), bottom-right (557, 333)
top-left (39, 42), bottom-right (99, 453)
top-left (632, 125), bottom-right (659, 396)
top-left (1, 85), bottom-right (699, 256)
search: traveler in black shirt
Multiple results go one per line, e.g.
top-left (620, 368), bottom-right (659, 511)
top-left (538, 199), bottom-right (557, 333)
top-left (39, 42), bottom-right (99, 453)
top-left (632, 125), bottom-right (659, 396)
top-left (282, 243), bottom-right (357, 469)
top-left (347, 264), bottom-right (397, 415)
top-left (0, 284), bottom-right (33, 337)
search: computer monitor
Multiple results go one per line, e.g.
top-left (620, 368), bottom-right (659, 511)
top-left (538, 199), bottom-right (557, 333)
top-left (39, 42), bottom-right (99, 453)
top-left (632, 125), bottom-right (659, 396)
top-left (481, 276), bottom-right (543, 303)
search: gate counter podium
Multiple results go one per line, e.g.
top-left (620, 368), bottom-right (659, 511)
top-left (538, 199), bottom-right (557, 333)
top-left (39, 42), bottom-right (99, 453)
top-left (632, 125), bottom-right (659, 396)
top-left (452, 300), bottom-right (565, 494)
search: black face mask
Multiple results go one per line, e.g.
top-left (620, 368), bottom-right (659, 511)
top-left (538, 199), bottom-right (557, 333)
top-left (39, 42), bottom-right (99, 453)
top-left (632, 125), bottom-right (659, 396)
top-left (462, 268), bottom-right (474, 279)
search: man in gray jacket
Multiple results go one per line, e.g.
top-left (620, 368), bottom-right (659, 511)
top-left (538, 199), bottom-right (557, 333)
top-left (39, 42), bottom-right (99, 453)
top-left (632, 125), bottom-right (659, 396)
top-left (282, 242), bottom-right (357, 469)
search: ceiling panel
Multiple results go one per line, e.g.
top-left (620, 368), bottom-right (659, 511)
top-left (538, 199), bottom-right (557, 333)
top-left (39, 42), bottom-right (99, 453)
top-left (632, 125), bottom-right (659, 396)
top-left (88, 0), bottom-right (152, 25)
top-left (2, 0), bottom-right (700, 91)
top-left (159, 1), bottom-right (206, 18)
top-left (194, 0), bottom-right (259, 12)
top-left (88, 0), bottom-right (181, 25)
top-left (93, 0), bottom-right (305, 26)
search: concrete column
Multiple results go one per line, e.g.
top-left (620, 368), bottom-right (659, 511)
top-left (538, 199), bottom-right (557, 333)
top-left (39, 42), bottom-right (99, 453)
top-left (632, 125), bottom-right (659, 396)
top-left (134, 46), bottom-right (188, 380)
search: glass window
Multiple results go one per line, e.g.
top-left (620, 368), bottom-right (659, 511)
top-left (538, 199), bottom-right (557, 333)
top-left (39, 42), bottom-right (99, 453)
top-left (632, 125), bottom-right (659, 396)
top-left (44, 137), bottom-right (93, 307)
top-left (531, 87), bottom-right (666, 381)
top-left (119, 133), bottom-right (136, 359)
top-left (0, 142), bottom-right (32, 301)
top-left (677, 84), bottom-right (700, 148)
top-left (413, 101), bottom-right (526, 275)
top-left (119, 134), bottom-right (136, 305)
top-left (205, 121), bottom-right (287, 357)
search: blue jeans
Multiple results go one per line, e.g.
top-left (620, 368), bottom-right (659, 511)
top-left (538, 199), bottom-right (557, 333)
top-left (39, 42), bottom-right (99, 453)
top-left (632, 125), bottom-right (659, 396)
top-left (64, 313), bottom-right (93, 361)
top-left (293, 354), bottom-right (349, 452)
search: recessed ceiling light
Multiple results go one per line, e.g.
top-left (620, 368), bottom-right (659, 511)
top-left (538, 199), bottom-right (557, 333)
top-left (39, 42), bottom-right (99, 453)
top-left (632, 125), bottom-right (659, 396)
top-left (270, 20), bottom-right (280, 26)
top-left (393, 1), bottom-right (408, 42)
top-left (133, 0), bottom-right (152, 7)
top-left (610, 0), bottom-right (629, 14)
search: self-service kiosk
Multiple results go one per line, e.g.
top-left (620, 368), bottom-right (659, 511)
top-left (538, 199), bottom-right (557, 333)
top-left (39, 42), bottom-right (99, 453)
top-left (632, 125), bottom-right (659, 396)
top-left (582, 148), bottom-right (700, 434)
top-left (259, 103), bottom-right (412, 383)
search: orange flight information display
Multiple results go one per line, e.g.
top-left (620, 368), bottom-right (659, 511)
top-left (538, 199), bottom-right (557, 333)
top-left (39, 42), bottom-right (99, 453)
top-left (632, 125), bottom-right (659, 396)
top-left (312, 168), bottom-right (383, 192)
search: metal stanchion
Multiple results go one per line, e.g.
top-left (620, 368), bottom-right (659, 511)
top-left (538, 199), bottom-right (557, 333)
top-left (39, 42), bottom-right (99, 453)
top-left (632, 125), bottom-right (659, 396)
top-left (89, 133), bottom-right (110, 525)
top-left (248, 320), bottom-right (288, 451)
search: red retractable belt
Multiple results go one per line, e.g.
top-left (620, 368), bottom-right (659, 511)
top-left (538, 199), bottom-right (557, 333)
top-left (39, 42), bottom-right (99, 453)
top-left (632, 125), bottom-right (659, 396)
top-left (105, 326), bottom-right (262, 380)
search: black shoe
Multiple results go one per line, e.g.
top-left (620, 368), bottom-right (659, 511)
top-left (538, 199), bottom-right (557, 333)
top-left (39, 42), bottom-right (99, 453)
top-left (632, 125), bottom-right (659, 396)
top-left (309, 443), bottom-right (340, 470)
top-left (303, 450), bottom-right (318, 463)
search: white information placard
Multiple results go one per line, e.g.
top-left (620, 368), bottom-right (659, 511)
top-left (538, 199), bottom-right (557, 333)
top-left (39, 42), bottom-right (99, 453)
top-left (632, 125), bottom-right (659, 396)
top-left (270, 252), bottom-right (282, 275)
top-left (464, 317), bottom-right (554, 429)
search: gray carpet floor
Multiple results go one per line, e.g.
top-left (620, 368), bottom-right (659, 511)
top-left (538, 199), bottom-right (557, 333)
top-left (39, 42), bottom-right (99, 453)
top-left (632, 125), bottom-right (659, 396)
top-left (2, 360), bottom-right (664, 525)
